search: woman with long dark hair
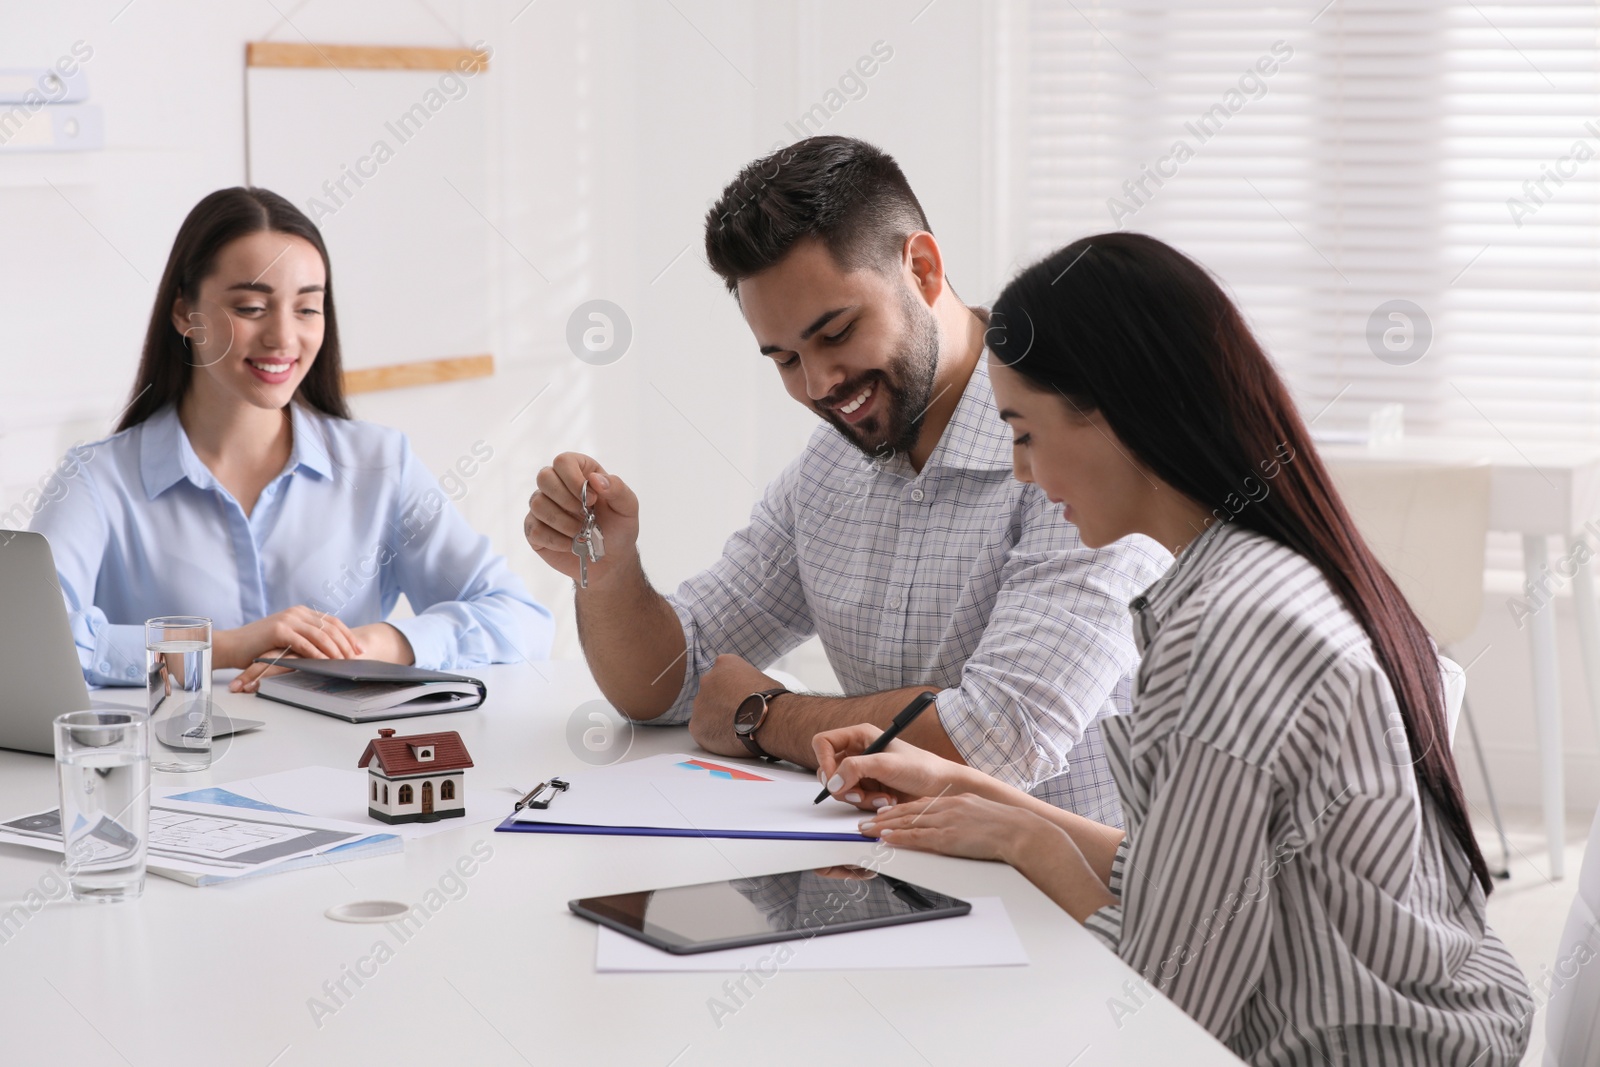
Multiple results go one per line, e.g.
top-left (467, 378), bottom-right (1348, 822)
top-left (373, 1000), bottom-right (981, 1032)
top-left (816, 233), bottom-right (1532, 1063)
top-left (32, 187), bottom-right (552, 689)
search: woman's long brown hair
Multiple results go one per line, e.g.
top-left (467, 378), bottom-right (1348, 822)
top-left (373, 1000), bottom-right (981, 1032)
top-left (990, 232), bottom-right (1491, 894)
top-left (118, 186), bottom-right (349, 432)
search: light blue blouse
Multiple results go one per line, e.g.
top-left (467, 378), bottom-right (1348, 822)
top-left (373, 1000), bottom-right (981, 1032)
top-left (30, 402), bottom-right (553, 686)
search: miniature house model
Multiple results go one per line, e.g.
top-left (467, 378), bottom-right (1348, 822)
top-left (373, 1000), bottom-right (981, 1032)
top-left (358, 728), bottom-right (474, 824)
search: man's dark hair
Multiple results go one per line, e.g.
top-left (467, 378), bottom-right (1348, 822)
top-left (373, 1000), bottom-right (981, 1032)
top-left (703, 136), bottom-right (932, 294)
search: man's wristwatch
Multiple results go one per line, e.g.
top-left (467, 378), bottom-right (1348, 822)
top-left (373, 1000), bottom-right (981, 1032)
top-left (733, 687), bottom-right (789, 762)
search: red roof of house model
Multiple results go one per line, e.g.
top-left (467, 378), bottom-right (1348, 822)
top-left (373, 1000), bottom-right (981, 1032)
top-left (357, 728), bottom-right (475, 777)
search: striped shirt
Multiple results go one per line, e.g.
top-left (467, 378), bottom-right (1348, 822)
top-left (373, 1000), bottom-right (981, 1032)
top-left (1081, 521), bottom-right (1533, 1065)
top-left (658, 355), bottom-right (1168, 824)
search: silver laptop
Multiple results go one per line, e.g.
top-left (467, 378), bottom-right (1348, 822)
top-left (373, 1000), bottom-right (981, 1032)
top-left (0, 530), bottom-right (261, 755)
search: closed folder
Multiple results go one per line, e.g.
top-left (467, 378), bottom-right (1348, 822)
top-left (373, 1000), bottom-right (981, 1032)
top-left (250, 658), bottom-right (487, 722)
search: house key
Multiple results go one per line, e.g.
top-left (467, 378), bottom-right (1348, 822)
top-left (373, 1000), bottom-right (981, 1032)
top-left (572, 481), bottom-right (606, 587)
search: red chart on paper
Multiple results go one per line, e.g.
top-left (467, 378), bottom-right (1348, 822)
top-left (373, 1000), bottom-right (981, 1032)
top-left (675, 759), bottom-right (772, 781)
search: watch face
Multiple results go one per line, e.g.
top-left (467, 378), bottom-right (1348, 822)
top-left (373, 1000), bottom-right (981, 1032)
top-left (734, 693), bottom-right (766, 734)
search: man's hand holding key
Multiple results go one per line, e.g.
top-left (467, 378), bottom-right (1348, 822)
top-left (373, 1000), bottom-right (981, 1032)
top-left (524, 453), bottom-right (640, 590)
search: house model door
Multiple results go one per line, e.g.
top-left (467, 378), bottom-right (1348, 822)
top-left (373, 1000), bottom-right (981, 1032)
top-left (422, 780), bottom-right (434, 816)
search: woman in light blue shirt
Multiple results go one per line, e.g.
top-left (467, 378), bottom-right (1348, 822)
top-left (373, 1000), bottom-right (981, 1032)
top-left (32, 187), bottom-right (553, 689)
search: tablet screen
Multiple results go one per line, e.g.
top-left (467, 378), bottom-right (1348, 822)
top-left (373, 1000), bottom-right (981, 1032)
top-left (571, 866), bottom-right (971, 954)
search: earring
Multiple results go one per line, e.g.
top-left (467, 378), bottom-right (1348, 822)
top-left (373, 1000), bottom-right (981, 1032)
top-left (181, 313), bottom-right (206, 350)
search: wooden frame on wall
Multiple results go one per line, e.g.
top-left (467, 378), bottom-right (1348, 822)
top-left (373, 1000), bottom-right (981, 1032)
top-left (342, 353), bottom-right (495, 395)
top-left (246, 43), bottom-right (488, 74)
top-left (246, 41), bottom-right (494, 396)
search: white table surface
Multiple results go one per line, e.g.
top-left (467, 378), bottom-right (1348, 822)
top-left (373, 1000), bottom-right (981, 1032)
top-left (0, 662), bottom-right (1242, 1066)
top-left (1320, 436), bottom-right (1600, 537)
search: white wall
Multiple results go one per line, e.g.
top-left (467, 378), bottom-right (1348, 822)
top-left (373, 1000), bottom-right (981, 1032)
top-left (0, 0), bottom-right (995, 684)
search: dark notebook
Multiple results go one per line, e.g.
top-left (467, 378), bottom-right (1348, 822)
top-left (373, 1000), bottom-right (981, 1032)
top-left (251, 658), bottom-right (488, 723)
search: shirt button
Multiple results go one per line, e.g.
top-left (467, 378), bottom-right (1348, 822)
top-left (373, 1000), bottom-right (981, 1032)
top-left (125, 666), bottom-right (139, 679)
top-left (98, 661), bottom-right (111, 673)
top-left (887, 593), bottom-right (903, 610)
top-left (910, 488), bottom-right (925, 503)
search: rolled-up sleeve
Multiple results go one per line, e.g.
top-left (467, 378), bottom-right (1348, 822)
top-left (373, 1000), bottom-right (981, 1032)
top-left (656, 457), bottom-right (815, 725)
top-left (932, 491), bottom-right (1165, 790)
top-left (386, 440), bottom-right (554, 670)
top-left (1107, 836), bottom-right (1131, 896)
top-left (1083, 837), bottom-right (1133, 947)
top-left (1089, 732), bottom-right (1277, 1038)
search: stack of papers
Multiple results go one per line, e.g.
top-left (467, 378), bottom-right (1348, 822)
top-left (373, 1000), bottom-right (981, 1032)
top-left (502, 753), bottom-right (870, 841)
top-left (0, 776), bottom-right (402, 887)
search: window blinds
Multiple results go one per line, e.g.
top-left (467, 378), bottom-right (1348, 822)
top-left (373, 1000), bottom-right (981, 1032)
top-left (1022, 1), bottom-right (1600, 445)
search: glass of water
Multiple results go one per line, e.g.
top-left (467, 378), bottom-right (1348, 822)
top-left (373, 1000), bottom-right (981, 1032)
top-left (145, 616), bottom-right (213, 772)
top-left (54, 710), bottom-right (150, 902)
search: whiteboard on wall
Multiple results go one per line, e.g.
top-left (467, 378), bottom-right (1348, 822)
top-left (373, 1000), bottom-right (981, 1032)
top-left (244, 44), bottom-right (491, 372)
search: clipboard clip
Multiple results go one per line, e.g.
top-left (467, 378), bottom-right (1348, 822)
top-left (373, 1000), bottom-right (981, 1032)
top-left (514, 777), bottom-right (570, 811)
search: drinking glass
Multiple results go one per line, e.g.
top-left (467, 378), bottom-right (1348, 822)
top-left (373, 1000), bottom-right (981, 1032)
top-left (54, 710), bottom-right (150, 902)
top-left (145, 616), bottom-right (212, 772)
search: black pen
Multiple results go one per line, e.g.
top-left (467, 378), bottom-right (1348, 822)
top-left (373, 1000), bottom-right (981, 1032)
top-left (813, 691), bottom-right (938, 805)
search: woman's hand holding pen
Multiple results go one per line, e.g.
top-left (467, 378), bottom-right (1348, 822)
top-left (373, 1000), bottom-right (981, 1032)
top-left (219, 606), bottom-right (363, 692)
top-left (216, 605), bottom-right (361, 667)
top-left (812, 722), bottom-right (1069, 866)
top-left (812, 723), bottom-right (984, 811)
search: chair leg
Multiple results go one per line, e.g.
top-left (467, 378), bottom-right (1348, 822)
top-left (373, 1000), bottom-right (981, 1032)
top-left (1460, 692), bottom-right (1513, 879)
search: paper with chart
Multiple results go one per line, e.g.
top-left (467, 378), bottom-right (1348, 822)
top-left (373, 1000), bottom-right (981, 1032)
top-left (507, 753), bottom-right (870, 838)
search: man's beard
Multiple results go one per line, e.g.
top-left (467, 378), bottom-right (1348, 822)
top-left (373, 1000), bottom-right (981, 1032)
top-left (818, 289), bottom-right (941, 461)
